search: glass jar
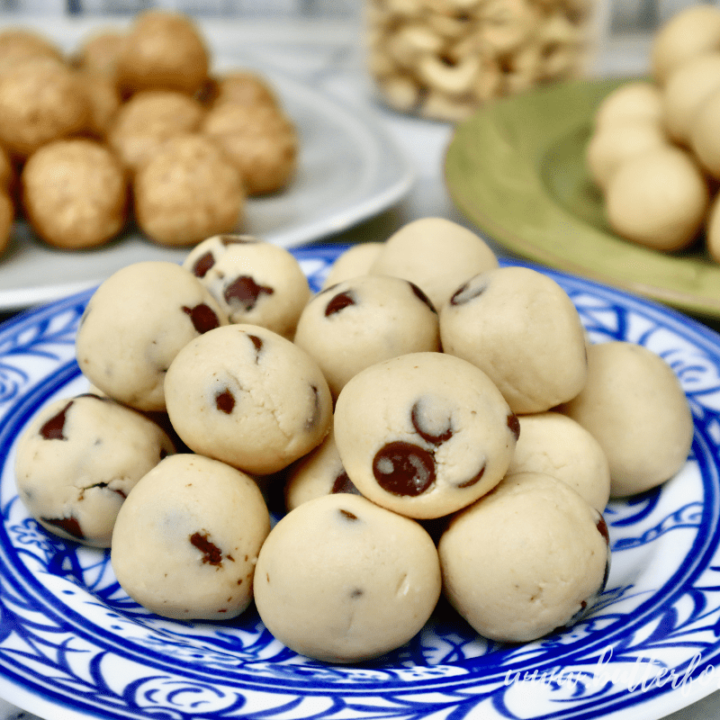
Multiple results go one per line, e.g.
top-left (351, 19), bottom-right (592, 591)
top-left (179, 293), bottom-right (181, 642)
top-left (364, 0), bottom-right (606, 121)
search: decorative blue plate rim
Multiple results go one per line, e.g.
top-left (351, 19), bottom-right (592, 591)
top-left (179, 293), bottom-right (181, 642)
top-left (2, 244), bottom-right (720, 720)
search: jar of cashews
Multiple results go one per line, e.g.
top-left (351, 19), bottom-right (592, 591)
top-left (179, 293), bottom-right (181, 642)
top-left (365, 0), bottom-right (607, 121)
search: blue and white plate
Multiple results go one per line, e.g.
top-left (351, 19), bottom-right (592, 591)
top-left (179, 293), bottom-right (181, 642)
top-left (2, 244), bottom-right (720, 720)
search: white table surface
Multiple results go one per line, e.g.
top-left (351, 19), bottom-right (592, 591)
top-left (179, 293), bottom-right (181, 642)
top-left (1, 12), bottom-right (717, 720)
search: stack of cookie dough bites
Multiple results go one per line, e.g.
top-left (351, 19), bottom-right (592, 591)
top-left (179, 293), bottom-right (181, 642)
top-left (15, 218), bottom-right (694, 663)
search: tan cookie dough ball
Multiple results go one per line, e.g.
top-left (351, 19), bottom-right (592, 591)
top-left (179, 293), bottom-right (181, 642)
top-left (72, 28), bottom-right (126, 82)
top-left (22, 138), bottom-right (128, 249)
top-left (0, 190), bottom-right (14, 258)
top-left (439, 472), bottom-right (610, 643)
top-left (254, 493), bottom-right (441, 663)
top-left (115, 10), bottom-right (210, 96)
top-left (183, 234), bottom-right (310, 337)
top-left (593, 81), bottom-right (664, 130)
top-left (651, 4), bottom-right (720, 84)
top-left (559, 341), bottom-right (693, 497)
top-left (689, 86), bottom-right (720, 178)
top-left (0, 28), bottom-right (63, 70)
top-left (440, 266), bottom-right (587, 415)
top-left (107, 90), bottom-right (206, 173)
top-left (206, 70), bottom-right (280, 109)
top-left (321, 242), bottom-right (383, 289)
top-left (134, 133), bottom-right (245, 246)
top-left (294, 275), bottom-right (440, 398)
top-left (705, 190), bottom-right (720, 263)
top-left (0, 58), bottom-right (89, 159)
top-left (201, 102), bottom-right (297, 195)
top-left (334, 352), bottom-right (519, 520)
top-left (605, 145), bottom-right (709, 251)
top-left (164, 324), bottom-right (332, 476)
top-left (81, 71), bottom-right (123, 139)
top-left (506, 412), bottom-right (610, 512)
top-left (15, 393), bottom-right (175, 548)
top-left (369, 217), bottom-right (499, 311)
top-left (76, 261), bottom-right (227, 413)
top-left (111, 453), bottom-right (271, 620)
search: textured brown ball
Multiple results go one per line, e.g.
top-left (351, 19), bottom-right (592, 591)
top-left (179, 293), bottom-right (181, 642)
top-left (207, 70), bottom-right (279, 109)
top-left (72, 29), bottom-right (126, 83)
top-left (0, 29), bottom-right (63, 71)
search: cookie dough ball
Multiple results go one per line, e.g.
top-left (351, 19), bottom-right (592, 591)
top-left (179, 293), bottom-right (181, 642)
top-left (134, 134), bottom-right (245, 246)
top-left (439, 472), bottom-right (610, 643)
top-left (201, 102), bottom-right (297, 195)
top-left (183, 234), bottom-right (310, 337)
top-left (115, 10), bottom-right (210, 96)
top-left (705, 190), bottom-right (720, 263)
top-left (81, 71), bottom-right (123, 139)
top-left (369, 217), bottom-right (499, 311)
top-left (15, 393), bottom-right (175, 548)
top-left (294, 275), bottom-right (440, 398)
top-left (506, 412), bottom-right (610, 512)
top-left (0, 190), bottom-right (14, 258)
top-left (76, 261), bottom-right (227, 413)
top-left (22, 138), bottom-right (128, 249)
top-left (689, 86), bottom-right (720, 178)
top-left (164, 324), bottom-right (332, 476)
top-left (605, 145), bottom-right (709, 251)
top-left (334, 352), bottom-right (519, 520)
top-left (111, 453), bottom-right (271, 620)
top-left (72, 28), bottom-right (126, 82)
top-left (321, 242), bottom-right (383, 289)
top-left (593, 81), bottom-right (664, 130)
top-left (0, 58), bottom-right (89, 159)
top-left (0, 28), bottom-right (63, 70)
top-left (560, 341), bottom-right (693, 497)
top-left (206, 70), bottom-right (280, 109)
top-left (651, 4), bottom-right (720, 84)
top-left (254, 493), bottom-right (441, 663)
top-left (284, 425), bottom-right (359, 512)
top-left (107, 90), bottom-right (206, 173)
top-left (440, 266), bottom-right (587, 415)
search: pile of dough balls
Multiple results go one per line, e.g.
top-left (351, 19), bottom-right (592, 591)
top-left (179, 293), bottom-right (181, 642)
top-left (585, 3), bottom-right (720, 261)
top-left (0, 10), bottom-right (297, 258)
top-left (365, 0), bottom-right (597, 122)
top-left (15, 217), bottom-right (694, 663)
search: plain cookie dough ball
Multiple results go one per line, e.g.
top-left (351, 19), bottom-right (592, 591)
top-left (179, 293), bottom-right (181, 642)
top-left (705, 190), bottom-right (720, 263)
top-left (183, 234), bottom-right (310, 337)
top-left (559, 341), bottom-right (694, 497)
top-left (205, 70), bottom-right (280, 109)
top-left (0, 190), bottom-right (14, 258)
top-left (15, 393), bottom-right (175, 548)
top-left (254, 493), bottom-right (441, 663)
top-left (651, 4), bottom-right (720, 84)
top-left (0, 28), bottom-right (63, 70)
top-left (369, 217), bottom-right (499, 310)
top-left (115, 10), bottom-right (210, 96)
top-left (76, 260), bottom-right (227, 413)
top-left (107, 90), bottom-right (206, 173)
top-left (164, 324), bottom-right (332, 476)
top-left (111, 453), bottom-right (271, 620)
top-left (134, 133), bottom-right (245, 246)
top-left (72, 28), bottom-right (126, 82)
top-left (439, 472), bottom-right (610, 643)
top-left (294, 275), bottom-right (441, 398)
top-left (440, 266), bottom-right (587, 415)
top-left (81, 70), bottom-right (123, 139)
top-left (22, 138), bottom-right (128, 249)
top-left (201, 102), bottom-right (297, 195)
top-left (334, 352), bottom-right (519, 520)
top-left (605, 145), bottom-right (709, 251)
top-left (506, 412), bottom-right (611, 512)
top-left (689, 86), bottom-right (720, 178)
top-left (592, 81), bottom-right (664, 130)
top-left (321, 242), bottom-right (384, 289)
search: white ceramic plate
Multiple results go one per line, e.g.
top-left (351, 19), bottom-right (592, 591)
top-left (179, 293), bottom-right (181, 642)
top-left (2, 245), bottom-right (720, 720)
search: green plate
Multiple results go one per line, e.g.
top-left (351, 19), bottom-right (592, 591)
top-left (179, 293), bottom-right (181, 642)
top-left (445, 77), bottom-right (720, 319)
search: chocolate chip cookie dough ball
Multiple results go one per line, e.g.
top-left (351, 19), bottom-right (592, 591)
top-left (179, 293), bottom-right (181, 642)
top-left (439, 472), bottom-right (610, 643)
top-left (294, 275), bottom-right (440, 398)
top-left (164, 324), bottom-right (332, 476)
top-left (201, 102), bottom-right (297, 195)
top-left (0, 58), bottom-right (89, 159)
top-left (111, 453), bottom-right (271, 620)
top-left (321, 242), bottom-right (383, 289)
top-left (254, 493), bottom-right (441, 663)
top-left (15, 393), bottom-right (175, 548)
top-left (560, 341), bottom-right (693, 497)
top-left (369, 217), bottom-right (499, 311)
top-left (76, 261), bottom-right (227, 413)
top-left (133, 134), bottom-right (245, 246)
top-left (183, 234), bottom-right (310, 337)
top-left (115, 10), bottom-right (210, 96)
top-left (440, 266), bottom-right (587, 415)
top-left (22, 138), bottom-right (128, 249)
top-left (334, 352), bottom-right (519, 520)
top-left (506, 412), bottom-right (611, 513)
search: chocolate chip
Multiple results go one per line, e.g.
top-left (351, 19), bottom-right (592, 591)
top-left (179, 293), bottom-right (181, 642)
top-left (224, 276), bottom-right (273, 311)
top-left (350, 588), bottom-right (364, 599)
top-left (182, 304), bottom-right (221, 334)
top-left (596, 515), bottom-right (610, 545)
top-left (220, 234), bottom-right (258, 246)
top-left (42, 515), bottom-right (84, 540)
top-left (215, 389), bottom-right (235, 414)
top-left (450, 277), bottom-right (488, 306)
top-left (247, 334), bottom-right (263, 361)
top-left (410, 399), bottom-right (453, 445)
top-left (325, 289), bottom-right (356, 317)
top-left (456, 463), bottom-right (485, 488)
top-left (373, 441), bottom-right (436, 496)
top-left (408, 282), bottom-right (437, 313)
top-left (192, 251), bottom-right (215, 278)
top-left (339, 508), bottom-right (359, 521)
top-left (39, 400), bottom-right (73, 440)
top-left (190, 531), bottom-right (223, 566)
top-left (331, 470), bottom-right (360, 495)
top-left (305, 385), bottom-right (321, 430)
top-left (507, 413), bottom-right (521, 441)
